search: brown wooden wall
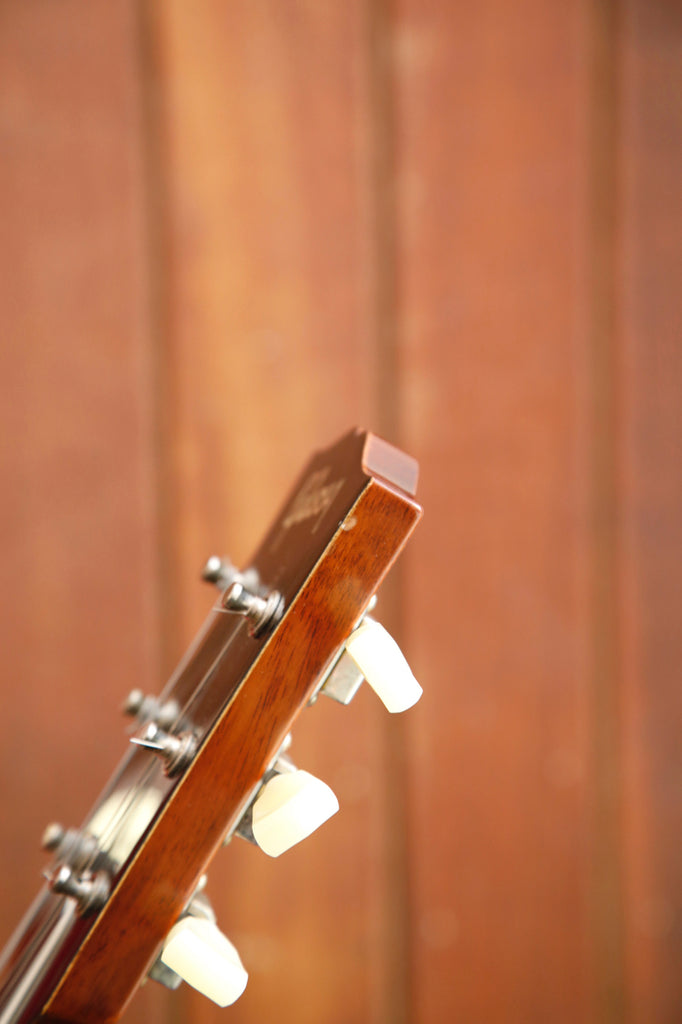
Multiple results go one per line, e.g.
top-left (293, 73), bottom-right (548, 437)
top-left (0, 2), bottom-right (680, 1022)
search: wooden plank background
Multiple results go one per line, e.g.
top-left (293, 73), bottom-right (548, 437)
top-left (0, 2), bottom-right (679, 1023)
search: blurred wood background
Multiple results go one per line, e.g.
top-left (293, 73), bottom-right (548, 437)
top-left (0, 1), bottom-right (680, 1022)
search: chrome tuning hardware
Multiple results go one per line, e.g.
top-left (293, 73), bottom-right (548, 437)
top-left (201, 555), bottom-right (261, 595)
top-left (202, 554), bottom-right (280, 635)
top-left (234, 754), bottom-right (339, 858)
top-left (41, 822), bottom-right (112, 916)
top-left (321, 616), bottom-right (422, 714)
top-left (122, 690), bottom-right (180, 730)
top-left (130, 721), bottom-right (198, 777)
top-left (46, 863), bottom-right (110, 916)
top-left (42, 823), bottom-right (103, 871)
top-left (317, 649), bottom-right (365, 706)
top-left (123, 690), bottom-right (191, 775)
top-left (153, 880), bottom-right (248, 1007)
top-left (221, 580), bottom-right (283, 637)
top-left (315, 596), bottom-right (378, 706)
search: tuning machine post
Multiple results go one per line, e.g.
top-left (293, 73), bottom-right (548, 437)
top-left (122, 690), bottom-right (180, 730)
top-left (123, 688), bottom-right (195, 777)
top-left (45, 863), bottom-right (110, 916)
top-left (202, 554), bottom-right (283, 636)
top-left (201, 556), bottom-right (261, 595)
top-left (129, 721), bottom-right (198, 777)
top-left (42, 823), bottom-right (98, 866)
top-left (41, 824), bottom-right (112, 916)
top-left (220, 579), bottom-right (284, 637)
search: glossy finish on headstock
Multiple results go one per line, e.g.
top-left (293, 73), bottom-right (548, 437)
top-left (0, 430), bottom-right (420, 1024)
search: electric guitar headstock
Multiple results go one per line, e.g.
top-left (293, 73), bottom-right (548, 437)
top-left (0, 429), bottom-right (422, 1023)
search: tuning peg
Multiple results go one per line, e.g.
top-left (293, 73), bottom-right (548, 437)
top-left (122, 690), bottom-right (180, 730)
top-left (41, 823), bottom-right (101, 871)
top-left (221, 579), bottom-right (284, 637)
top-left (202, 556), bottom-right (262, 595)
top-left (41, 822), bottom-right (66, 853)
top-left (201, 555), bottom-right (238, 588)
top-left (345, 619), bottom-right (422, 713)
top-left (130, 721), bottom-right (198, 777)
top-left (251, 768), bottom-right (339, 857)
top-left (46, 864), bottom-right (110, 915)
top-left (161, 916), bottom-right (248, 1007)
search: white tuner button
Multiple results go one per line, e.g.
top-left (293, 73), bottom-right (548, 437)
top-left (345, 620), bottom-right (422, 713)
top-left (160, 917), bottom-right (248, 1007)
top-left (251, 769), bottom-right (339, 857)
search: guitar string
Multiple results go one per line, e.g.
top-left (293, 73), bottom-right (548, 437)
top-left (85, 608), bottom-right (243, 872)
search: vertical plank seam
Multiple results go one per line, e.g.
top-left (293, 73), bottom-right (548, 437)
top-left (133, 3), bottom-right (183, 1022)
top-left (586, 0), bottom-right (628, 1019)
top-left (135, 0), bottom-right (181, 682)
top-left (366, 2), bottom-right (413, 1023)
